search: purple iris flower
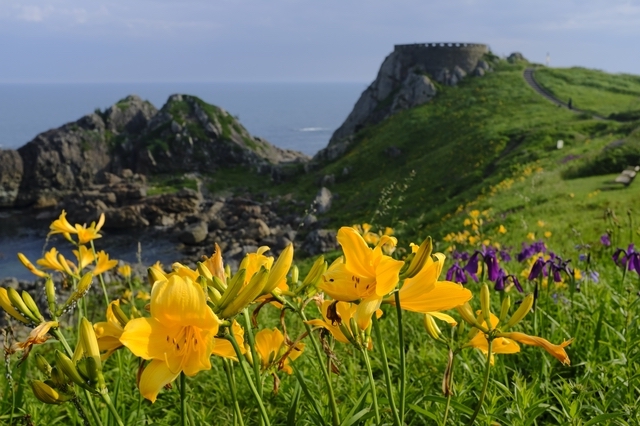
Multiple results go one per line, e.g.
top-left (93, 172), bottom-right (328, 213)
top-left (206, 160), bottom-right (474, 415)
top-left (485, 253), bottom-right (500, 281)
top-left (613, 244), bottom-right (640, 272)
top-left (446, 262), bottom-right (468, 284)
top-left (517, 241), bottom-right (548, 262)
top-left (463, 252), bottom-right (480, 282)
top-left (499, 249), bottom-right (512, 262)
top-left (452, 250), bottom-right (470, 262)
top-left (528, 257), bottom-right (546, 281)
top-left (600, 234), bottom-right (611, 247)
top-left (494, 268), bottom-right (523, 292)
top-left (589, 270), bottom-right (600, 283)
top-left (579, 253), bottom-right (587, 262)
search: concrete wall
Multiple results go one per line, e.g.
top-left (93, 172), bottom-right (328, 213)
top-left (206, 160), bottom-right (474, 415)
top-left (393, 43), bottom-right (489, 75)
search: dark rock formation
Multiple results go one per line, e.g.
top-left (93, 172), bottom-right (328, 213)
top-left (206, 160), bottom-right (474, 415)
top-left (0, 150), bottom-right (23, 207)
top-left (0, 94), bottom-right (308, 209)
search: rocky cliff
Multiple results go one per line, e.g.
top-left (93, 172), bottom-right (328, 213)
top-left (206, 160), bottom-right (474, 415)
top-left (0, 94), bottom-right (308, 208)
top-left (315, 42), bottom-right (490, 162)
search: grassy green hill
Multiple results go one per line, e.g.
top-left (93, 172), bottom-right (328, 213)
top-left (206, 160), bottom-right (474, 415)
top-left (535, 67), bottom-right (640, 117)
top-left (270, 60), bottom-right (640, 253)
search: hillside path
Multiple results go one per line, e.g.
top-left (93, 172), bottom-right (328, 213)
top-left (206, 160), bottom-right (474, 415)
top-left (523, 68), bottom-right (606, 120)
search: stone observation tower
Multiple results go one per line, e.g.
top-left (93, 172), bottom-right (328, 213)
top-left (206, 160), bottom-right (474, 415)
top-left (317, 42), bottom-right (490, 161)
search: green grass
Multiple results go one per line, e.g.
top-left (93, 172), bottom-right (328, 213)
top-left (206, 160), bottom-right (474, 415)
top-left (535, 67), bottom-right (640, 116)
top-left (147, 174), bottom-right (199, 196)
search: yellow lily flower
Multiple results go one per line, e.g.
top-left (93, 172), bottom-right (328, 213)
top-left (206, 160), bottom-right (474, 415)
top-left (119, 275), bottom-right (221, 402)
top-left (48, 210), bottom-right (76, 237)
top-left (212, 320), bottom-right (246, 360)
top-left (464, 297), bottom-right (572, 365)
top-left (11, 321), bottom-right (58, 355)
top-left (94, 251), bottom-right (118, 275)
top-left (239, 246), bottom-right (274, 284)
top-left (94, 301), bottom-right (125, 361)
top-left (73, 246), bottom-right (96, 271)
top-left (467, 313), bottom-right (520, 365)
top-left (118, 264), bottom-right (132, 278)
top-left (201, 243), bottom-right (226, 284)
top-left (36, 248), bottom-right (68, 273)
top-left (254, 328), bottom-right (304, 375)
top-left (320, 227), bottom-right (404, 329)
top-left (388, 253), bottom-right (472, 314)
top-left (17, 253), bottom-right (48, 278)
top-left (75, 214), bottom-right (105, 245)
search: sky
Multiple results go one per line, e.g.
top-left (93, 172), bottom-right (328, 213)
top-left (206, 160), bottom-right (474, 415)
top-left (1, 0), bottom-right (639, 83)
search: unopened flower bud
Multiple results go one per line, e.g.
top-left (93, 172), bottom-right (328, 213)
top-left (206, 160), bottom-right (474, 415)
top-left (55, 351), bottom-right (93, 392)
top-left (504, 294), bottom-right (534, 329)
top-left (31, 380), bottom-right (70, 404)
top-left (147, 266), bottom-right (166, 287)
top-left (197, 262), bottom-right (213, 281)
top-left (499, 296), bottom-right (511, 322)
top-left (21, 290), bottom-right (43, 321)
top-left (480, 284), bottom-right (492, 329)
top-left (63, 272), bottom-right (93, 312)
top-left (112, 302), bottom-right (129, 327)
top-left (0, 287), bottom-right (29, 324)
top-left (34, 353), bottom-right (52, 376)
top-left (301, 256), bottom-right (327, 289)
top-left (457, 302), bottom-right (484, 330)
top-left (291, 265), bottom-right (299, 285)
top-left (402, 237), bottom-right (432, 279)
top-left (7, 288), bottom-right (38, 322)
top-left (264, 243), bottom-right (293, 294)
top-left (45, 278), bottom-right (56, 316)
top-left (424, 314), bottom-right (443, 341)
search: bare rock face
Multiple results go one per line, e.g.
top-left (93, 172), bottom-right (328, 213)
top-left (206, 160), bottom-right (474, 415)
top-left (0, 150), bottom-right (23, 207)
top-left (16, 113), bottom-right (111, 206)
top-left (1, 93), bottom-right (308, 208)
top-left (133, 95), bottom-right (309, 175)
top-left (318, 42), bottom-right (489, 160)
top-left (391, 73), bottom-right (437, 113)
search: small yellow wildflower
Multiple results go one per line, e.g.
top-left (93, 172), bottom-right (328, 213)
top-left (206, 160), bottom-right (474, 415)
top-left (527, 232), bottom-right (535, 241)
top-left (498, 225), bottom-right (507, 234)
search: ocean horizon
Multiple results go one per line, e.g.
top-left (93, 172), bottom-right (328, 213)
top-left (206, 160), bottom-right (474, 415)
top-left (0, 81), bottom-right (367, 156)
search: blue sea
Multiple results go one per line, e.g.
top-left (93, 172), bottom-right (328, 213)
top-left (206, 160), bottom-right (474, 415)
top-left (0, 82), bottom-right (365, 279)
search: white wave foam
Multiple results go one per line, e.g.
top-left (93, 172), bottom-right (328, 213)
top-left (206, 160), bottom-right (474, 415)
top-left (299, 127), bottom-right (328, 132)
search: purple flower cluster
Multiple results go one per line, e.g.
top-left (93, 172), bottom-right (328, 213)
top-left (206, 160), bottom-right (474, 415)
top-left (517, 241), bottom-right (548, 262)
top-left (600, 234), bottom-right (611, 247)
top-left (446, 245), bottom-right (522, 292)
top-left (613, 244), bottom-right (640, 273)
top-left (528, 255), bottom-right (572, 282)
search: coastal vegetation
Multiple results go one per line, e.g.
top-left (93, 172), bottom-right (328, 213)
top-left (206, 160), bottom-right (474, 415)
top-left (2, 57), bottom-right (640, 425)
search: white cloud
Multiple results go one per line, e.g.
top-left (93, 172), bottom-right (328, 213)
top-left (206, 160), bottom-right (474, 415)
top-left (17, 5), bottom-right (52, 22)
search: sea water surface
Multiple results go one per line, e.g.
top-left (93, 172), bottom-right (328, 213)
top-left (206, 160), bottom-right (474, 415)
top-left (0, 82), bottom-right (365, 279)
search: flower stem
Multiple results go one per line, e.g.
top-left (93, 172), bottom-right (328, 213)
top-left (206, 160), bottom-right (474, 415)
top-left (466, 338), bottom-right (493, 426)
top-left (394, 291), bottom-right (406, 424)
top-left (292, 366), bottom-right (327, 425)
top-left (71, 396), bottom-right (92, 426)
top-left (371, 316), bottom-right (402, 426)
top-left (51, 328), bottom-right (105, 426)
top-left (281, 296), bottom-right (340, 426)
top-left (101, 392), bottom-right (124, 426)
top-left (226, 333), bottom-right (271, 426)
top-left (242, 309), bottom-right (263, 398)
top-left (223, 359), bottom-right (245, 426)
top-left (360, 347), bottom-right (381, 424)
top-left (90, 241), bottom-right (111, 307)
top-left (180, 372), bottom-right (187, 426)
top-left (443, 353), bottom-right (456, 425)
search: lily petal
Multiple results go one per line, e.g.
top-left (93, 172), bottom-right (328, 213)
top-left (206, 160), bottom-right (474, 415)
top-left (354, 296), bottom-right (382, 330)
top-left (151, 275), bottom-right (219, 330)
top-left (139, 359), bottom-right (180, 403)
top-left (504, 332), bottom-right (573, 365)
top-left (394, 280), bottom-right (472, 313)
